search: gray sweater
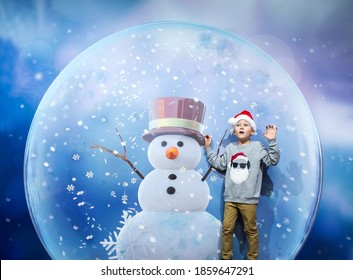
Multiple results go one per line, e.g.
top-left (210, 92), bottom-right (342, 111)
top-left (205, 139), bottom-right (280, 204)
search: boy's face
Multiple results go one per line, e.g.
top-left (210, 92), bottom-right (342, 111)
top-left (233, 119), bottom-right (255, 140)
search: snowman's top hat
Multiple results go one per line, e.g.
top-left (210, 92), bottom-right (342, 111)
top-left (143, 96), bottom-right (206, 145)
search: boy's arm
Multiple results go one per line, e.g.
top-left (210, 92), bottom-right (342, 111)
top-left (205, 146), bottom-right (228, 171)
top-left (202, 132), bottom-right (228, 181)
top-left (261, 139), bottom-right (280, 166)
top-left (262, 124), bottom-right (280, 166)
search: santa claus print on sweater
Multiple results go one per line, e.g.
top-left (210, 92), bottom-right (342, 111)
top-left (229, 152), bottom-right (251, 184)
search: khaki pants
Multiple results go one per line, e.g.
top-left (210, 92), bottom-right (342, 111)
top-left (222, 202), bottom-right (258, 260)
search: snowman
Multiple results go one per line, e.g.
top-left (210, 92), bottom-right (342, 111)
top-left (96, 97), bottom-right (221, 259)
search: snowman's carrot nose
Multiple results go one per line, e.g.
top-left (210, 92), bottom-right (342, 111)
top-left (166, 146), bottom-right (178, 159)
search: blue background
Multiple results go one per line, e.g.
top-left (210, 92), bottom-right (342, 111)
top-left (1, 0), bottom-right (352, 260)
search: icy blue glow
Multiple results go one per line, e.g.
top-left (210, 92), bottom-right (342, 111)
top-left (24, 22), bottom-right (322, 259)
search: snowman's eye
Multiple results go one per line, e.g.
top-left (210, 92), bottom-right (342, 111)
top-left (177, 141), bottom-right (184, 147)
top-left (161, 141), bottom-right (167, 147)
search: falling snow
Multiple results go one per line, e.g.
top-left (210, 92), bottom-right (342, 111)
top-left (72, 154), bottom-right (80, 161)
top-left (66, 184), bottom-right (75, 192)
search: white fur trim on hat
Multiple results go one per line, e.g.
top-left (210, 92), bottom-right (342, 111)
top-left (228, 110), bottom-right (256, 131)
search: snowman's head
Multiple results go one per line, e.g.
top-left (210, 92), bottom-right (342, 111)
top-left (148, 135), bottom-right (201, 170)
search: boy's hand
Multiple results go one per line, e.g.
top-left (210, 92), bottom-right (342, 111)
top-left (263, 124), bottom-right (278, 140)
top-left (204, 135), bottom-right (212, 148)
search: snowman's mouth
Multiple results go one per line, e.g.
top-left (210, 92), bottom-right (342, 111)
top-left (166, 186), bottom-right (176, 195)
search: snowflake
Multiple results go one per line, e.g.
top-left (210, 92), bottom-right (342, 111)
top-left (251, 101), bottom-right (258, 109)
top-left (110, 191), bottom-right (116, 198)
top-left (85, 171), bottom-right (94, 178)
top-left (67, 184), bottom-right (75, 192)
top-left (100, 231), bottom-right (120, 259)
top-left (72, 154), bottom-right (80, 161)
top-left (118, 209), bottom-right (135, 230)
top-left (77, 201), bottom-right (85, 207)
top-left (128, 112), bottom-right (139, 122)
top-left (210, 175), bottom-right (217, 183)
top-left (63, 104), bottom-right (70, 111)
top-left (130, 177), bottom-right (137, 184)
top-left (100, 209), bottom-right (137, 259)
top-left (197, 168), bottom-right (203, 174)
top-left (122, 194), bottom-right (128, 204)
top-left (76, 190), bottom-right (84, 195)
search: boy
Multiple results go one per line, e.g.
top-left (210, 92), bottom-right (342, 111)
top-left (204, 110), bottom-right (280, 260)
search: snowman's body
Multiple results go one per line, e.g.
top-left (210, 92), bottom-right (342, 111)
top-left (116, 211), bottom-right (221, 259)
top-left (138, 169), bottom-right (210, 212)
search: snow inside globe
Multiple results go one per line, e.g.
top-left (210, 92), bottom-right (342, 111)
top-left (24, 22), bottom-right (322, 260)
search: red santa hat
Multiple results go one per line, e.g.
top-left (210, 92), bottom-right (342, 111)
top-left (231, 152), bottom-right (247, 162)
top-left (228, 110), bottom-right (256, 131)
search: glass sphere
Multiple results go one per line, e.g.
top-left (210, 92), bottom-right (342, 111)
top-left (24, 22), bottom-right (322, 259)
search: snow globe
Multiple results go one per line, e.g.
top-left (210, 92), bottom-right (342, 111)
top-left (24, 21), bottom-right (322, 259)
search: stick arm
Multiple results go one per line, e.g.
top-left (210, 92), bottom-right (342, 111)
top-left (90, 128), bottom-right (145, 180)
top-left (201, 129), bottom-right (227, 182)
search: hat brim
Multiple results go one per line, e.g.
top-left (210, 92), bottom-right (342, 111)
top-left (143, 127), bottom-right (205, 146)
top-left (228, 116), bottom-right (256, 131)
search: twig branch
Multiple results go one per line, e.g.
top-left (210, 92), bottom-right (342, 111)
top-left (90, 128), bottom-right (145, 180)
top-left (201, 129), bottom-right (228, 182)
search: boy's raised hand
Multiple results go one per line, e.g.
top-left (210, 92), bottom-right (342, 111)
top-left (204, 135), bottom-right (212, 148)
top-left (263, 124), bottom-right (278, 140)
